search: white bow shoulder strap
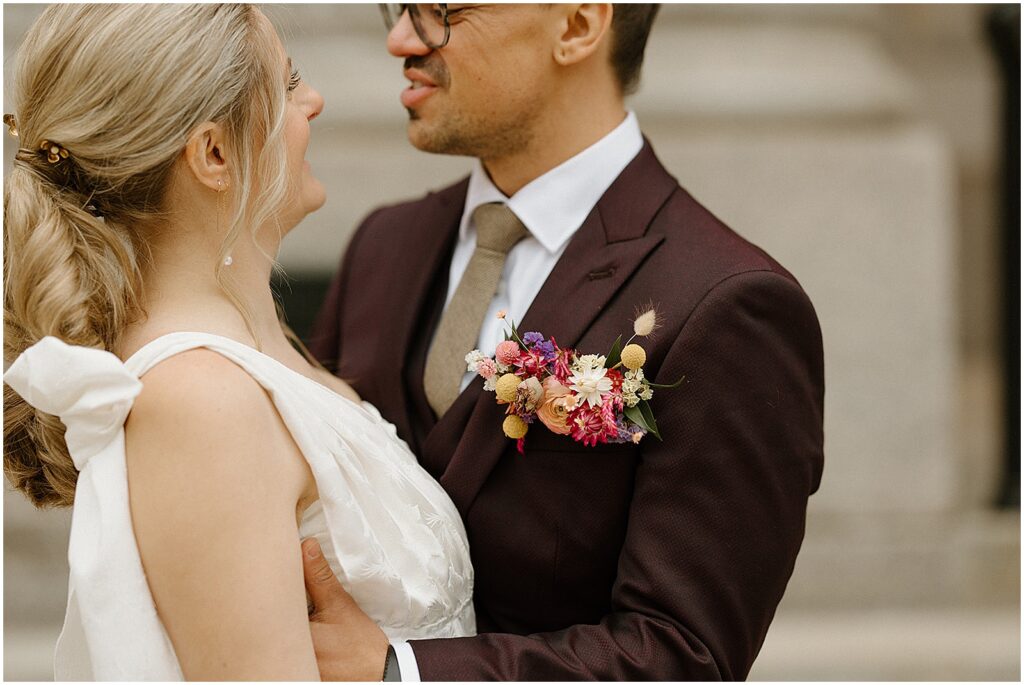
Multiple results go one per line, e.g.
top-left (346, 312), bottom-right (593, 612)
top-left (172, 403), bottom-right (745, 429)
top-left (4, 336), bottom-right (142, 471)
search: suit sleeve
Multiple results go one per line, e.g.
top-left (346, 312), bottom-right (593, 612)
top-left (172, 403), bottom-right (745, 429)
top-left (409, 269), bottom-right (826, 680)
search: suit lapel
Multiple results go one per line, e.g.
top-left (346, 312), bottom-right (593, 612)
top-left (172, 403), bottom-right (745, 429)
top-left (364, 180), bottom-right (466, 450)
top-left (392, 181), bottom-right (468, 369)
top-left (436, 141), bottom-right (678, 516)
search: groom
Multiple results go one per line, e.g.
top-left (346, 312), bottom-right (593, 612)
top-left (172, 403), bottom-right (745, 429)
top-left (305, 4), bottom-right (824, 680)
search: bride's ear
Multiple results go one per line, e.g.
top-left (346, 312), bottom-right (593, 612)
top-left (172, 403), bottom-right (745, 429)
top-left (184, 122), bottom-right (230, 191)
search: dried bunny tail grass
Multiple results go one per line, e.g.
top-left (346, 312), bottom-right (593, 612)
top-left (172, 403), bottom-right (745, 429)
top-left (632, 303), bottom-right (660, 338)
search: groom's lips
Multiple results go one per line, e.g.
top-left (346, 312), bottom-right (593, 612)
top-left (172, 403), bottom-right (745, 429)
top-left (401, 68), bottom-right (439, 108)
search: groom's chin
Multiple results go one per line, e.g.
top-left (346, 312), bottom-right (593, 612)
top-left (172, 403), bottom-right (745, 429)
top-left (406, 121), bottom-right (453, 156)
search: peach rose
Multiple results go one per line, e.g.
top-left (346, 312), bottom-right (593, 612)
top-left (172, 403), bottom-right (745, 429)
top-left (537, 377), bottom-right (577, 435)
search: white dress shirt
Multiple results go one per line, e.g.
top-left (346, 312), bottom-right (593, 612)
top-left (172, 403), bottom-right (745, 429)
top-left (394, 112), bottom-right (644, 681)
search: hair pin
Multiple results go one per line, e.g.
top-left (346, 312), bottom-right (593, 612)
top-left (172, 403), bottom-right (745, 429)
top-left (39, 140), bottom-right (69, 164)
top-left (3, 114), bottom-right (18, 138)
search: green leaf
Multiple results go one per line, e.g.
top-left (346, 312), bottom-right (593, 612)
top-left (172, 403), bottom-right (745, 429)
top-left (623, 404), bottom-right (648, 431)
top-left (507, 319), bottom-right (527, 348)
top-left (605, 335), bottom-right (623, 368)
top-left (647, 374), bottom-right (685, 389)
top-left (638, 400), bottom-right (662, 441)
top-left (623, 402), bottom-right (661, 441)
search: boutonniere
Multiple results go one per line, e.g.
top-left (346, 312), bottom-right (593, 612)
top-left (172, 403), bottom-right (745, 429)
top-left (465, 307), bottom-right (684, 453)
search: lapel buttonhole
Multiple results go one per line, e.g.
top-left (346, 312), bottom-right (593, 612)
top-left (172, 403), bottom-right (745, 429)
top-left (588, 267), bottom-right (616, 281)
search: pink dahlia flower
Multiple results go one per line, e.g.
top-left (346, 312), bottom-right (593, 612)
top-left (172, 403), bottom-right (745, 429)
top-left (496, 340), bottom-right (521, 366)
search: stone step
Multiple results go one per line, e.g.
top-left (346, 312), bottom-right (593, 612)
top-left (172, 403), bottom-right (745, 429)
top-left (782, 509), bottom-right (1020, 610)
top-left (750, 608), bottom-right (1021, 681)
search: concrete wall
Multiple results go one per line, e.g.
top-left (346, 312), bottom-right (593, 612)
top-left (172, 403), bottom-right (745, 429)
top-left (4, 4), bottom-right (1018, 680)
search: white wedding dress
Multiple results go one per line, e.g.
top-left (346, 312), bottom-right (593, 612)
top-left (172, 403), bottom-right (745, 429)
top-left (4, 332), bottom-right (475, 681)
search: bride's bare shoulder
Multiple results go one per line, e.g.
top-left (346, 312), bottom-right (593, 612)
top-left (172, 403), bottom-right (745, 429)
top-left (125, 348), bottom-right (311, 505)
top-left (128, 348), bottom-right (275, 437)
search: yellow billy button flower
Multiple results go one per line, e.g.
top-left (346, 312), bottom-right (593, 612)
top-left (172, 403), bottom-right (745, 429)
top-left (495, 373), bottom-right (521, 403)
top-left (621, 343), bottom-right (647, 371)
top-left (503, 415), bottom-right (529, 440)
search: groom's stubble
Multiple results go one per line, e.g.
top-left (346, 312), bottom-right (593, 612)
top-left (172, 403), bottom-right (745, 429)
top-left (402, 55), bottom-right (539, 162)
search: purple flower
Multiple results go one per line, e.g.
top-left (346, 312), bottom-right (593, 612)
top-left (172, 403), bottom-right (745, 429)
top-left (534, 340), bottom-right (556, 360)
top-left (522, 331), bottom-right (544, 346)
top-left (608, 416), bottom-right (632, 443)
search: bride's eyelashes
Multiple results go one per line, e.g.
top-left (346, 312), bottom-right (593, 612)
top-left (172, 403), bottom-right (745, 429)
top-left (288, 68), bottom-right (302, 93)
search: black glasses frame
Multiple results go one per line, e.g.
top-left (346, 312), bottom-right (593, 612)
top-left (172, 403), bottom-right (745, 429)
top-left (379, 4), bottom-right (451, 50)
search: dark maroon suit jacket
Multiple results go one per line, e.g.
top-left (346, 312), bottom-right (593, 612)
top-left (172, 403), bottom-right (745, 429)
top-left (309, 141), bottom-right (824, 680)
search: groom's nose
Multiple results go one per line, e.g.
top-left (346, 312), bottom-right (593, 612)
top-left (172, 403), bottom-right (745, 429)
top-left (386, 8), bottom-right (432, 58)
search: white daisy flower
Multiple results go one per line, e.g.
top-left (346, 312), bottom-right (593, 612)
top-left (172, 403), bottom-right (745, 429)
top-left (570, 365), bottom-right (613, 407)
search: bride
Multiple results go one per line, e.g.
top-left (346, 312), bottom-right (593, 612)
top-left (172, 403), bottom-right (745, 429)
top-left (3, 4), bottom-right (473, 680)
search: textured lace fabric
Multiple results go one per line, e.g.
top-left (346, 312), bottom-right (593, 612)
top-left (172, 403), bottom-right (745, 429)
top-left (3, 333), bottom-right (475, 681)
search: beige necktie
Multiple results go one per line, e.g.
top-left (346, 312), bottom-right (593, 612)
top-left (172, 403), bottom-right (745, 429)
top-left (424, 203), bottom-right (529, 417)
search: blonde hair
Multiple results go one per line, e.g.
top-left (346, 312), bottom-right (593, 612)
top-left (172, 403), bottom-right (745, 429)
top-left (4, 4), bottom-right (293, 507)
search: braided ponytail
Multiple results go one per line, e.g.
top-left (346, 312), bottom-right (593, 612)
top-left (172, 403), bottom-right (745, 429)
top-left (3, 3), bottom-right (292, 507)
top-left (3, 161), bottom-right (143, 506)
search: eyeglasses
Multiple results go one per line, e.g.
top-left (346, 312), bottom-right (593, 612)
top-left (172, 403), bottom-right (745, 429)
top-left (379, 4), bottom-right (451, 50)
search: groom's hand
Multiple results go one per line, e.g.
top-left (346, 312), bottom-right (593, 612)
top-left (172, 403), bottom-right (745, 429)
top-left (301, 538), bottom-right (389, 681)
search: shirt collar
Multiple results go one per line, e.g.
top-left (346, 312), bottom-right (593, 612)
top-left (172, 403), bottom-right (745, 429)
top-left (460, 111), bottom-right (644, 254)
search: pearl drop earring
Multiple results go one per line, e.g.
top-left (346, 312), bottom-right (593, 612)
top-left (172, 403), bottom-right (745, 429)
top-left (217, 178), bottom-right (233, 267)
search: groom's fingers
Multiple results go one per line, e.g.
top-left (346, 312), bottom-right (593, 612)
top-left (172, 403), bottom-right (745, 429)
top-left (301, 538), bottom-right (354, 620)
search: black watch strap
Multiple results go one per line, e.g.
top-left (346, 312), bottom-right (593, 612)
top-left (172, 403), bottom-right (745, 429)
top-left (382, 644), bottom-right (401, 682)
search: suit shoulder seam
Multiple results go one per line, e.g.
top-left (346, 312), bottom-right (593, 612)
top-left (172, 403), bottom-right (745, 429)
top-left (675, 268), bottom-right (800, 337)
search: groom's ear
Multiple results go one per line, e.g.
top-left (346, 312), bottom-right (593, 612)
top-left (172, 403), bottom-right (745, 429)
top-left (183, 122), bottom-right (230, 192)
top-left (552, 4), bottom-right (613, 68)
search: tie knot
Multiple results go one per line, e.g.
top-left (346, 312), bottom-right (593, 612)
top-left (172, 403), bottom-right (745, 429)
top-left (472, 203), bottom-right (529, 254)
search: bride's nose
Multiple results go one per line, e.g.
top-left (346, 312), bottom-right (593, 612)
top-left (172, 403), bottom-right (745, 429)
top-left (305, 87), bottom-right (324, 122)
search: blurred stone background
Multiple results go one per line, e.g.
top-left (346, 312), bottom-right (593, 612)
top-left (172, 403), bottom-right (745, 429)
top-left (4, 3), bottom-right (1020, 681)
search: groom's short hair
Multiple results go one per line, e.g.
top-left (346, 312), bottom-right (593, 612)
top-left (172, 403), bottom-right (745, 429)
top-left (610, 4), bottom-right (661, 95)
